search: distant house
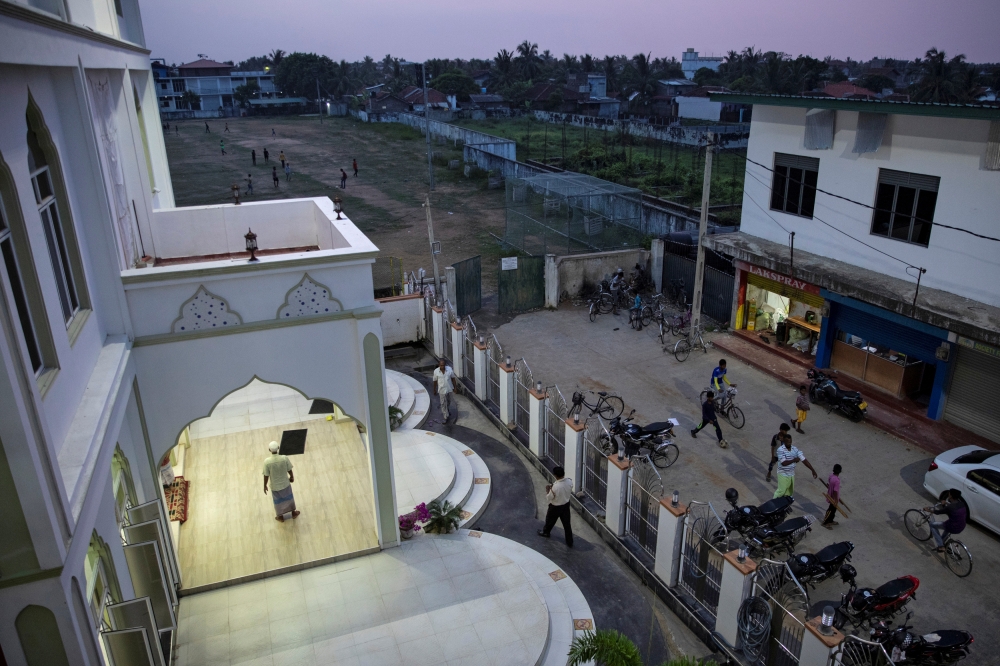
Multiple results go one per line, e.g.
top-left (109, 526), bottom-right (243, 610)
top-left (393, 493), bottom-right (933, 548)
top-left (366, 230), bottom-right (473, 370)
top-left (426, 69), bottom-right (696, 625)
top-left (524, 82), bottom-right (582, 112)
top-left (656, 78), bottom-right (698, 97)
top-left (676, 86), bottom-right (749, 122)
top-left (397, 85), bottom-right (450, 112)
top-left (681, 48), bottom-right (723, 80)
top-left (566, 73), bottom-right (620, 117)
top-left (367, 92), bottom-right (409, 113)
top-left (819, 81), bottom-right (879, 100)
top-left (152, 57), bottom-right (286, 117)
top-left (467, 94), bottom-right (508, 111)
top-left (471, 69), bottom-right (493, 91)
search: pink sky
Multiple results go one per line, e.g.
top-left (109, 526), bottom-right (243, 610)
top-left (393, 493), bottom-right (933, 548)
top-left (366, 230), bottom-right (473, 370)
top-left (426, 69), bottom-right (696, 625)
top-left (139, 0), bottom-right (999, 67)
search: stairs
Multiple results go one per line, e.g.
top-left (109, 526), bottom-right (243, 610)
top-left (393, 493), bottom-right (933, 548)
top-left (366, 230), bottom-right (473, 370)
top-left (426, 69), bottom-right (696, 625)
top-left (385, 369), bottom-right (430, 430)
top-left (402, 431), bottom-right (491, 527)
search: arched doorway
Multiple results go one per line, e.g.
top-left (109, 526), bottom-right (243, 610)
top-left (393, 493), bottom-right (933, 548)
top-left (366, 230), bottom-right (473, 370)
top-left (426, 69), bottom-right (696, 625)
top-left (163, 378), bottom-right (379, 590)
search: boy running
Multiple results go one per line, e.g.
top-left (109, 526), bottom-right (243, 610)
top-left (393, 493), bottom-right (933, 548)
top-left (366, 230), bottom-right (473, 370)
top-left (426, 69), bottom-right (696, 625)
top-left (791, 385), bottom-right (810, 433)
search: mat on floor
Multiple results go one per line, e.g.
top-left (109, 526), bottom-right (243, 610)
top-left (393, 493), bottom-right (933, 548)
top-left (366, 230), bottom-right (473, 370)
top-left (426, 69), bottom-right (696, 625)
top-left (165, 477), bottom-right (188, 522)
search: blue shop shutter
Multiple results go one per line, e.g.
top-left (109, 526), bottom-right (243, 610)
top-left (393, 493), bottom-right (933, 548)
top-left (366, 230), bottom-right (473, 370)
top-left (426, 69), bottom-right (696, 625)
top-left (832, 306), bottom-right (943, 363)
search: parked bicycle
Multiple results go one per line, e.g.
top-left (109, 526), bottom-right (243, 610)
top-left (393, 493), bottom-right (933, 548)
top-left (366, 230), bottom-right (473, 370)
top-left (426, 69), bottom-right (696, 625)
top-left (570, 390), bottom-right (625, 420)
top-left (666, 278), bottom-right (686, 308)
top-left (698, 386), bottom-right (745, 428)
top-left (670, 326), bottom-right (711, 362)
top-left (657, 304), bottom-right (691, 343)
top-left (903, 507), bottom-right (973, 577)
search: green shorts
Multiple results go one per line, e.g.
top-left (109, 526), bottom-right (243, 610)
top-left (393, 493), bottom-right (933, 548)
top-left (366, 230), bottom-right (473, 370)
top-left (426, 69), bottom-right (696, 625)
top-left (774, 475), bottom-right (795, 498)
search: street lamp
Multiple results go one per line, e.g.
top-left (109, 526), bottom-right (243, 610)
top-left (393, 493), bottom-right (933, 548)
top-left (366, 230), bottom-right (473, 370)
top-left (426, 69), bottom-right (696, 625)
top-left (244, 228), bottom-right (259, 262)
top-left (333, 197), bottom-right (343, 220)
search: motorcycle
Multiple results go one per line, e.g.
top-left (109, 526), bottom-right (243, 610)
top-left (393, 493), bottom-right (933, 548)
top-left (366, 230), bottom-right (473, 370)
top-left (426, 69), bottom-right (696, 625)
top-left (870, 613), bottom-right (972, 665)
top-left (807, 368), bottom-right (868, 422)
top-left (787, 541), bottom-right (854, 587)
top-left (836, 565), bottom-right (919, 631)
top-left (604, 411), bottom-right (680, 469)
top-left (741, 514), bottom-right (815, 559)
top-left (723, 488), bottom-right (795, 538)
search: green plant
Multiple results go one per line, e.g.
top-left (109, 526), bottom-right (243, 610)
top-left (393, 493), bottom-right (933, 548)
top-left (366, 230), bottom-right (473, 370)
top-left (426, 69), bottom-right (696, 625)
top-left (567, 630), bottom-right (642, 666)
top-left (388, 406), bottom-right (404, 430)
top-left (424, 500), bottom-right (463, 534)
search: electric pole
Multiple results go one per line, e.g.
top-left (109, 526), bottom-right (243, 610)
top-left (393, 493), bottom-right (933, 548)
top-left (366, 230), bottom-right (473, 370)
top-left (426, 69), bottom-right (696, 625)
top-left (422, 63), bottom-right (435, 190)
top-left (689, 132), bottom-right (714, 341)
top-left (424, 194), bottom-right (442, 304)
top-left (316, 78), bottom-right (322, 123)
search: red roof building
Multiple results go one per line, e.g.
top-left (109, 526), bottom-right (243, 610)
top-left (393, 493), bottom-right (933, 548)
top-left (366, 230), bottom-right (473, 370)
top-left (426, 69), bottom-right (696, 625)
top-left (178, 58), bottom-right (233, 77)
top-left (821, 81), bottom-right (878, 100)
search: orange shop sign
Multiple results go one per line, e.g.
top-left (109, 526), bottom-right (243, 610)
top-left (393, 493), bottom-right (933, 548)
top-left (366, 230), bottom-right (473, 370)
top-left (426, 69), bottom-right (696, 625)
top-left (737, 261), bottom-right (821, 295)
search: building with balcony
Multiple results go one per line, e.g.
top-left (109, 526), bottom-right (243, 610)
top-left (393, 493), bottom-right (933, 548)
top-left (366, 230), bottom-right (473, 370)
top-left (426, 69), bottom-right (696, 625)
top-left (680, 48), bottom-right (723, 80)
top-left (150, 59), bottom-right (288, 118)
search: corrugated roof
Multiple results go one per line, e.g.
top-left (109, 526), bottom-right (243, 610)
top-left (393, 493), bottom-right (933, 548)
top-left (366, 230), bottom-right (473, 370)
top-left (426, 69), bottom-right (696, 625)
top-left (822, 82), bottom-right (878, 99)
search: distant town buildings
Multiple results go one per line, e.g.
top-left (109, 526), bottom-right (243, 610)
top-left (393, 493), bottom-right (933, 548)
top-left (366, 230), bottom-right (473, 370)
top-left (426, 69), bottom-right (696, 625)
top-left (681, 48), bottom-right (723, 80)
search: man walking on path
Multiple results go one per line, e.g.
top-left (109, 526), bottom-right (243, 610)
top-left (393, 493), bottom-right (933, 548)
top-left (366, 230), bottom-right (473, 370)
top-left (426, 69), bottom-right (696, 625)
top-left (263, 441), bottom-right (300, 522)
top-left (692, 391), bottom-right (727, 447)
top-left (263, 148), bottom-right (269, 164)
top-left (791, 385), bottom-right (810, 433)
top-left (175, 125), bottom-right (178, 134)
top-left (245, 173), bottom-right (253, 195)
top-left (353, 158), bottom-right (358, 176)
top-left (537, 466), bottom-right (574, 547)
top-left (224, 122), bottom-right (230, 133)
top-left (765, 424), bottom-right (791, 482)
top-left (272, 166), bottom-right (279, 188)
top-left (272, 128), bottom-right (276, 136)
top-left (822, 464), bottom-right (842, 528)
top-left (340, 169), bottom-right (348, 188)
top-left (251, 149), bottom-right (257, 166)
top-left (205, 121), bottom-right (210, 133)
top-left (433, 359), bottom-right (458, 423)
top-left (284, 162), bottom-right (292, 181)
top-left (773, 435), bottom-right (817, 498)
top-left (279, 151), bottom-right (286, 168)
top-left (220, 139), bottom-right (226, 155)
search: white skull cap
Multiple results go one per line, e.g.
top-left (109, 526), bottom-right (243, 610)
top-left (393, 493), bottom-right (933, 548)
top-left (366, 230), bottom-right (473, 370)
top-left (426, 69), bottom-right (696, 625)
top-left (268, 441), bottom-right (280, 453)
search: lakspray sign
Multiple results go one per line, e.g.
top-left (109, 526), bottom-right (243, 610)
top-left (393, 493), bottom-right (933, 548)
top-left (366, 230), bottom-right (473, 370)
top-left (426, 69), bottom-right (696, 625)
top-left (736, 261), bottom-right (821, 295)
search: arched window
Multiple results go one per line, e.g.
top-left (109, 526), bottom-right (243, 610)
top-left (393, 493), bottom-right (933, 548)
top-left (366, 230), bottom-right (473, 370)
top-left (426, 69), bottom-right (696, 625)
top-left (15, 605), bottom-right (70, 666)
top-left (85, 532), bottom-right (123, 631)
top-left (111, 445), bottom-right (138, 528)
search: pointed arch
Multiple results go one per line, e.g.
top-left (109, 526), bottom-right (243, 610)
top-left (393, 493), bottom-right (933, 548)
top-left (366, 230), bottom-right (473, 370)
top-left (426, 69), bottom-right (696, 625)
top-left (276, 273), bottom-right (343, 319)
top-left (170, 285), bottom-right (242, 333)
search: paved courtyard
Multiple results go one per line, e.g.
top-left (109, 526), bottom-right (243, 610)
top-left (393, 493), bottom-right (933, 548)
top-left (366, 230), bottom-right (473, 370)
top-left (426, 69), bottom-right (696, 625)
top-left (489, 303), bottom-right (999, 663)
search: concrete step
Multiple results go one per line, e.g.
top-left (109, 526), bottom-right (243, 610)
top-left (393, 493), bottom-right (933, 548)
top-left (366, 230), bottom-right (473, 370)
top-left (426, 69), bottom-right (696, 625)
top-left (392, 372), bottom-right (430, 430)
top-left (430, 434), bottom-right (475, 511)
top-left (459, 447), bottom-right (492, 528)
top-left (386, 374), bottom-right (401, 409)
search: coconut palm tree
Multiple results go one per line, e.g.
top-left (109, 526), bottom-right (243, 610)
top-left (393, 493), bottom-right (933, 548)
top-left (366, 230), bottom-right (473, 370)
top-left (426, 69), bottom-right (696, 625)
top-left (603, 55), bottom-right (619, 94)
top-left (581, 54), bottom-right (595, 73)
top-left (515, 40), bottom-right (541, 81)
top-left (269, 49), bottom-right (285, 68)
top-left (494, 49), bottom-right (515, 88)
top-left (912, 48), bottom-right (972, 103)
top-left (625, 52), bottom-right (660, 110)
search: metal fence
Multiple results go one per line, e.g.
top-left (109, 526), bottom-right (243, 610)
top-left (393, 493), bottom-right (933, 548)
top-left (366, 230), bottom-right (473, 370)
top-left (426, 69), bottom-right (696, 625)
top-left (514, 360), bottom-right (533, 435)
top-left (582, 418), bottom-right (609, 510)
top-left (625, 457), bottom-right (663, 558)
top-left (679, 502), bottom-right (727, 624)
top-left (835, 635), bottom-right (894, 666)
top-left (662, 252), bottom-right (735, 325)
top-left (741, 560), bottom-right (808, 666)
top-left (543, 387), bottom-right (568, 468)
top-left (422, 288), bottom-right (434, 343)
top-left (463, 317), bottom-right (477, 383)
top-left (443, 301), bottom-right (456, 363)
top-left (486, 335), bottom-right (503, 413)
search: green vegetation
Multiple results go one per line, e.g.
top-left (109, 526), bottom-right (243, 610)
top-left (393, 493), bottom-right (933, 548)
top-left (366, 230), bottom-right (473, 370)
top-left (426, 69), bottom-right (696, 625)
top-left (567, 629), bottom-right (719, 666)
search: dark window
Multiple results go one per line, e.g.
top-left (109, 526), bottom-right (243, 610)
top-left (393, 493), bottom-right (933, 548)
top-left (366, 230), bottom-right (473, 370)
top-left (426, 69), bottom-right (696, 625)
top-left (870, 169), bottom-right (939, 247)
top-left (113, 0), bottom-right (123, 16)
top-left (770, 153), bottom-right (819, 218)
top-left (172, 80), bottom-right (185, 93)
top-left (1, 195), bottom-right (43, 373)
top-left (967, 469), bottom-right (1000, 497)
top-left (953, 450), bottom-right (1000, 465)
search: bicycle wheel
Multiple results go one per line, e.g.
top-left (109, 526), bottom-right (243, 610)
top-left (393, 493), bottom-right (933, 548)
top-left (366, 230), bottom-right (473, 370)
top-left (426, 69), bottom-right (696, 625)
top-left (904, 509), bottom-right (932, 542)
top-left (598, 293), bottom-right (614, 314)
top-left (640, 306), bottom-right (654, 327)
top-left (658, 321), bottom-right (666, 344)
top-left (598, 395), bottom-right (625, 420)
top-left (670, 318), bottom-right (682, 337)
top-left (945, 541), bottom-right (973, 577)
top-left (589, 303), bottom-right (598, 322)
top-left (725, 405), bottom-right (746, 429)
top-left (651, 443), bottom-right (679, 469)
top-left (674, 338), bottom-right (691, 362)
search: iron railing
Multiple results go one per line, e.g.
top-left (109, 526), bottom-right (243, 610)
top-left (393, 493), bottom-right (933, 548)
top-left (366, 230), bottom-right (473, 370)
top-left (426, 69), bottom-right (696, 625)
top-left (835, 635), bottom-right (894, 666)
top-left (486, 335), bottom-right (503, 412)
top-left (744, 560), bottom-right (808, 666)
top-left (678, 501), bottom-right (727, 624)
top-left (582, 418), bottom-right (609, 510)
top-left (543, 386), bottom-right (568, 468)
top-left (625, 457), bottom-right (662, 558)
top-left (514, 360), bottom-right (533, 434)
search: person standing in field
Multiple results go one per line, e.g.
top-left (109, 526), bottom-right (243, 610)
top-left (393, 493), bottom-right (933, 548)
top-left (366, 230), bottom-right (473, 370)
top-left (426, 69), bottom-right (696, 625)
top-left (272, 128), bottom-right (276, 136)
top-left (205, 121), bottom-right (210, 133)
top-left (272, 166), bottom-right (279, 188)
top-left (340, 169), bottom-right (347, 188)
top-left (284, 162), bottom-right (291, 181)
top-left (279, 151), bottom-right (286, 168)
top-left (263, 148), bottom-right (269, 164)
top-left (251, 149), bottom-right (257, 166)
top-left (245, 173), bottom-right (253, 195)
top-left (353, 158), bottom-right (358, 176)
top-left (220, 139), bottom-right (226, 155)
top-left (224, 122), bottom-right (230, 133)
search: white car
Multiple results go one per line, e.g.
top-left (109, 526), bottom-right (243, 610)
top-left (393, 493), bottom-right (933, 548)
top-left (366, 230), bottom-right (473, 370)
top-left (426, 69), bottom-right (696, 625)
top-left (924, 445), bottom-right (1000, 536)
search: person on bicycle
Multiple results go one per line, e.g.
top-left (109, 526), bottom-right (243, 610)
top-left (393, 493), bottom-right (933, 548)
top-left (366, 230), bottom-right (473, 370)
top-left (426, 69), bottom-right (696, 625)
top-left (711, 359), bottom-right (736, 406)
top-left (925, 489), bottom-right (967, 552)
top-left (631, 263), bottom-right (646, 291)
top-left (610, 268), bottom-right (626, 313)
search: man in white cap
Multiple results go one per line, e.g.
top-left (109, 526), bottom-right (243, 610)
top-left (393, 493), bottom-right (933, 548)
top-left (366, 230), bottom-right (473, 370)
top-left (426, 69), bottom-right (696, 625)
top-left (263, 441), bottom-right (299, 521)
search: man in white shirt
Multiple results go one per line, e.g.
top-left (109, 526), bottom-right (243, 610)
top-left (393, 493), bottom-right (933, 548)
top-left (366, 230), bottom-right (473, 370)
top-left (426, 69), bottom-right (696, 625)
top-left (537, 466), bottom-right (574, 547)
top-left (432, 359), bottom-right (458, 423)
top-left (263, 441), bottom-right (299, 521)
top-left (773, 435), bottom-right (818, 499)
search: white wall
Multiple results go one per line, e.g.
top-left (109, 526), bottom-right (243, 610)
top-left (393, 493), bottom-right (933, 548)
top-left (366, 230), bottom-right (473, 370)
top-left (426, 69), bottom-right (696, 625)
top-left (741, 105), bottom-right (1000, 307)
top-left (377, 295), bottom-right (422, 346)
top-left (677, 96), bottom-right (722, 121)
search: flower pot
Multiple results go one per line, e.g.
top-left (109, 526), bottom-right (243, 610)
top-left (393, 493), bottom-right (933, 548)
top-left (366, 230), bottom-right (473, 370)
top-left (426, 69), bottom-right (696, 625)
top-left (400, 528), bottom-right (414, 540)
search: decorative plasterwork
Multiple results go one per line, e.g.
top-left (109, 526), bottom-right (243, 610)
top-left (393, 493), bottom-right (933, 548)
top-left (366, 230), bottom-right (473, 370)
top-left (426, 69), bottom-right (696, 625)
top-left (277, 274), bottom-right (343, 319)
top-left (171, 286), bottom-right (242, 333)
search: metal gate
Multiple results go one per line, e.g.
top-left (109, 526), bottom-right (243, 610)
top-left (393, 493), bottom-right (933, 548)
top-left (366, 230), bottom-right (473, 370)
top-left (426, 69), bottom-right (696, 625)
top-left (582, 418), bottom-right (609, 509)
top-left (486, 335), bottom-right (504, 413)
top-left (679, 501), bottom-right (727, 624)
top-left (664, 252), bottom-right (696, 304)
top-left (372, 256), bottom-right (404, 297)
top-left (944, 344), bottom-right (1000, 444)
top-left (740, 560), bottom-right (808, 666)
top-left (514, 360), bottom-right (533, 435)
top-left (625, 457), bottom-right (662, 558)
top-left (544, 387), bottom-right (568, 468)
top-left (443, 301), bottom-right (456, 363)
top-left (662, 253), bottom-right (734, 325)
top-left (462, 317), bottom-right (478, 384)
top-left (498, 255), bottom-right (545, 314)
top-left (452, 255), bottom-right (482, 316)
top-left (834, 635), bottom-right (894, 666)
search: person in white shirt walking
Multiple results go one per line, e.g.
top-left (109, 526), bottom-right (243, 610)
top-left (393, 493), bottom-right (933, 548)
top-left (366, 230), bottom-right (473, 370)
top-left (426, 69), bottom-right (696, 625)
top-left (773, 435), bottom-right (818, 499)
top-left (537, 466), bottom-right (574, 547)
top-left (432, 359), bottom-right (458, 423)
top-left (263, 441), bottom-right (300, 521)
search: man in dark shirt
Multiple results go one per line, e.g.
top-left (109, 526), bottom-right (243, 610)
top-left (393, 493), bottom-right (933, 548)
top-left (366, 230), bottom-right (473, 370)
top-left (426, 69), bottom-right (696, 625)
top-left (766, 423), bottom-right (791, 482)
top-left (691, 391), bottom-right (727, 447)
top-left (925, 489), bottom-right (967, 551)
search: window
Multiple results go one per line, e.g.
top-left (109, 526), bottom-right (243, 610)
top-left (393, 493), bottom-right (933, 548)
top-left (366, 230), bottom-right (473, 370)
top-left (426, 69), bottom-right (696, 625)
top-left (870, 169), bottom-right (939, 246)
top-left (770, 153), bottom-right (819, 218)
top-left (954, 450), bottom-right (1000, 465)
top-left (968, 469), bottom-right (1000, 497)
top-left (172, 80), bottom-right (185, 93)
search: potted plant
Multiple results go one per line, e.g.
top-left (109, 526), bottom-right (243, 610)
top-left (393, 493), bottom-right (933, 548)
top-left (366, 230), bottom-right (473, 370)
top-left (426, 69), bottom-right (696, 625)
top-left (398, 503), bottom-right (431, 539)
top-left (389, 406), bottom-right (404, 430)
top-left (424, 500), bottom-right (464, 534)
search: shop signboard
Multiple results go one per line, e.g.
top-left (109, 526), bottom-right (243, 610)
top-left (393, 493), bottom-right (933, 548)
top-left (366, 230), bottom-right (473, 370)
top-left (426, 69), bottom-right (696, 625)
top-left (957, 336), bottom-right (1000, 360)
top-left (735, 260), bottom-right (820, 295)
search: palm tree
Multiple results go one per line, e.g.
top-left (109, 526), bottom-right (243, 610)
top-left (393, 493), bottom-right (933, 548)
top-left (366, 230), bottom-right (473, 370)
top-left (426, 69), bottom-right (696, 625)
top-left (179, 89), bottom-right (201, 110)
top-left (625, 52), bottom-right (660, 110)
top-left (494, 49), bottom-right (515, 87)
top-left (269, 49), bottom-right (285, 68)
top-left (568, 630), bottom-right (642, 666)
top-left (515, 40), bottom-right (541, 81)
top-left (912, 48), bottom-right (971, 103)
top-left (360, 55), bottom-right (376, 84)
top-left (333, 60), bottom-right (358, 97)
top-left (603, 55), bottom-right (619, 94)
top-left (581, 54), bottom-right (595, 73)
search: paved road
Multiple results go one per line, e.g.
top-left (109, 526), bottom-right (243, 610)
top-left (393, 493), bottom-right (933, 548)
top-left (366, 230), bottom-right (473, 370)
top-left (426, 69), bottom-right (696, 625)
top-left (490, 304), bottom-right (999, 663)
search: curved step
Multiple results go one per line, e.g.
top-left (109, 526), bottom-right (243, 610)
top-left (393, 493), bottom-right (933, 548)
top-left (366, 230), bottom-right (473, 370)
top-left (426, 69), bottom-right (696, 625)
top-left (429, 434), bottom-right (475, 509)
top-left (386, 374), bottom-right (401, 409)
top-left (393, 372), bottom-right (430, 430)
top-left (385, 370), bottom-right (416, 422)
top-left (459, 447), bottom-right (492, 527)
top-left (390, 430), bottom-right (457, 512)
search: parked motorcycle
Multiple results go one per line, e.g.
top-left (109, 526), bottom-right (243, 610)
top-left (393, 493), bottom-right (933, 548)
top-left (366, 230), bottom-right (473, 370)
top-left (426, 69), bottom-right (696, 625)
top-left (807, 368), bottom-right (868, 422)
top-left (835, 565), bottom-right (919, 631)
top-left (741, 515), bottom-right (815, 559)
top-left (604, 411), bottom-right (680, 469)
top-left (870, 613), bottom-right (972, 665)
top-left (723, 488), bottom-right (795, 538)
top-left (787, 541), bottom-right (854, 587)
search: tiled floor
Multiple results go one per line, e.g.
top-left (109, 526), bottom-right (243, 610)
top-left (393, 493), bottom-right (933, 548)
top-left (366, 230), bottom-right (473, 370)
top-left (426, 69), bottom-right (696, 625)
top-left (175, 534), bottom-right (550, 666)
top-left (390, 431), bottom-right (456, 513)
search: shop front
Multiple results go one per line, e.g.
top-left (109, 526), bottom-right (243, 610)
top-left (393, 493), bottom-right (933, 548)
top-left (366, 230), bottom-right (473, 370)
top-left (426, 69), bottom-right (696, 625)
top-left (734, 261), bottom-right (826, 360)
top-left (816, 291), bottom-right (952, 419)
top-left (943, 337), bottom-right (1000, 444)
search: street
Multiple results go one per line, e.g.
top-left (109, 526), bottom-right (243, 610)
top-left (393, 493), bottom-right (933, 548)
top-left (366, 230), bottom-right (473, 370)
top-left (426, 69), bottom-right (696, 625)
top-left (489, 304), bottom-right (1000, 662)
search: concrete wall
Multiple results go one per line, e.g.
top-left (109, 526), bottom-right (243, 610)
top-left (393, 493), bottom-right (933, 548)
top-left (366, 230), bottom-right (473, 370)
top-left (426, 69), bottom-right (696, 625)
top-left (529, 110), bottom-right (749, 148)
top-left (396, 113), bottom-right (517, 161)
top-left (741, 105), bottom-right (1000, 307)
top-left (378, 294), bottom-right (423, 346)
top-left (677, 97), bottom-right (722, 122)
top-left (556, 249), bottom-right (651, 299)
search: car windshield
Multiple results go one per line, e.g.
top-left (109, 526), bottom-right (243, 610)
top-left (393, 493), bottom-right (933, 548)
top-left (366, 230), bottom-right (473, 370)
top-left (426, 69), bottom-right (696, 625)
top-left (952, 450), bottom-right (999, 465)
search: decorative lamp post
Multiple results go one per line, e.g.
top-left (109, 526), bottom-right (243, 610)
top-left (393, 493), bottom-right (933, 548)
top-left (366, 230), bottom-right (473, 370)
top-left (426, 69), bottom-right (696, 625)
top-left (333, 197), bottom-right (343, 220)
top-left (245, 228), bottom-right (259, 262)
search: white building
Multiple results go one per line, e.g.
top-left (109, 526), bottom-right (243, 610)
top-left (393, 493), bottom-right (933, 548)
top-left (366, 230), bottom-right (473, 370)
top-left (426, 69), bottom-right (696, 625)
top-left (707, 92), bottom-right (1000, 442)
top-left (680, 48), bottom-right (723, 80)
top-left (0, 2), bottom-right (399, 664)
top-left (150, 59), bottom-right (287, 118)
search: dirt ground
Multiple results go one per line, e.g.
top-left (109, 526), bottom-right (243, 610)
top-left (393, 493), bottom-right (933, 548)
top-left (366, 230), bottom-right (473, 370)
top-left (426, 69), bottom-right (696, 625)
top-left (163, 116), bottom-right (508, 294)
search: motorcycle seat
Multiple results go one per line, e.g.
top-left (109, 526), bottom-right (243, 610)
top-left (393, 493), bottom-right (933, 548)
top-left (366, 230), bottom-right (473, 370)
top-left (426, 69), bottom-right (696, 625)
top-left (922, 630), bottom-right (972, 648)
top-left (815, 541), bottom-right (853, 564)
top-left (758, 496), bottom-right (794, 516)
top-left (836, 389), bottom-right (862, 400)
top-left (874, 577), bottom-right (917, 603)
top-left (768, 516), bottom-right (810, 537)
top-left (639, 421), bottom-right (674, 434)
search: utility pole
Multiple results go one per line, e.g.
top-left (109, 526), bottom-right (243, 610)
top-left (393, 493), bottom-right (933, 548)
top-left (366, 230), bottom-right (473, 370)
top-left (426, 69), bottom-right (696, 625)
top-left (422, 63), bottom-right (435, 190)
top-left (689, 132), bottom-right (714, 341)
top-left (424, 194), bottom-right (442, 304)
top-left (316, 78), bottom-right (322, 123)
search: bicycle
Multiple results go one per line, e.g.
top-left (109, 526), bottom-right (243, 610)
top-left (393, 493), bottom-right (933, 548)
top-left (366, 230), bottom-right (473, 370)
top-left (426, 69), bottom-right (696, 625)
top-left (903, 508), bottom-right (973, 577)
top-left (670, 326), bottom-right (711, 362)
top-left (587, 292), bottom-right (613, 322)
top-left (699, 386), bottom-right (745, 429)
top-left (666, 278), bottom-right (686, 308)
top-left (570, 390), bottom-right (625, 420)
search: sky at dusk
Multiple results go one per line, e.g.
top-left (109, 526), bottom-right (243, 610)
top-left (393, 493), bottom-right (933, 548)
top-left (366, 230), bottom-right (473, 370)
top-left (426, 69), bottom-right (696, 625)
top-left (138, 0), bottom-right (1000, 67)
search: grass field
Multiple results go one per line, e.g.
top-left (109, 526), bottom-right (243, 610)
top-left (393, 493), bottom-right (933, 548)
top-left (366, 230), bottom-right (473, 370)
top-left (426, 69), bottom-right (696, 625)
top-left (163, 116), bottom-right (509, 293)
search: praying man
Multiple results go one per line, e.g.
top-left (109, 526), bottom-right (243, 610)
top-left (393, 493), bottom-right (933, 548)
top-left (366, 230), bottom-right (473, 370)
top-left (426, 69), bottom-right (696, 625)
top-left (263, 441), bottom-right (299, 521)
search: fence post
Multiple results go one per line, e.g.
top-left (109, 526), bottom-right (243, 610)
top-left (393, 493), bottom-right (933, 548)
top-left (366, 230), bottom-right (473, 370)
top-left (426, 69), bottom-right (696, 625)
top-left (604, 454), bottom-right (630, 537)
top-left (715, 550), bottom-right (756, 649)
top-left (800, 618), bottom-right (845, 666)
top-left (499, 361), bottom-right (515, 428)
top-left (544, 254), bottom-right (559, 309)
top-left (473, 338), bottom-right (487, 400)
top-left (651, 238), bottom-right (665, 294)
top-left (443, 265), bottom-right (455, 304)
top-left (653, 499), bottom-right (686, 587)
top-left (432, 306), bottom-right (445, 357)
top-left (528, 385), bottom-right (546, 458)
top-left (563, 418), bottom-right (585, 492)
top-left (417, 296), bottom-right (426, 339)
top-left (450, 321), bottom-right (465, 378)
